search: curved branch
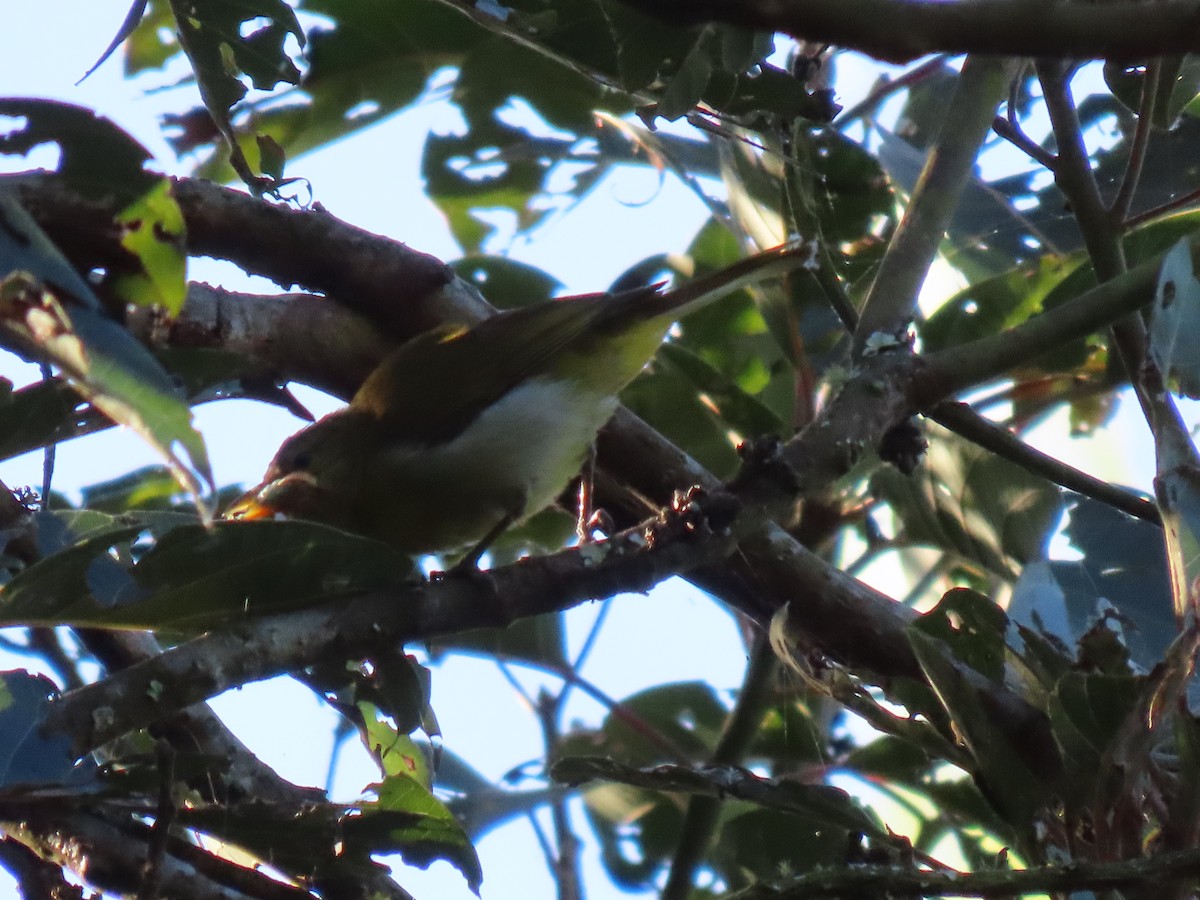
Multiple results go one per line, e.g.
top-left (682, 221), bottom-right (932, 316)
top-left (13, 173), bottom-right (483, 340)
top-left (619, 0), bottom-right (1200, 65)
top-left (930, 402), bottom-right (1160, 526)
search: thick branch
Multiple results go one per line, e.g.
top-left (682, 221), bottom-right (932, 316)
top-left (128, 283), bottom-right (394, 400)
top-left (734, 846), bottom-right (1200, 898)
top-left (44, 520), bottom-right (743, 758)
top-left (619, 0), bottom-right (1200, 65)
top-left (12, 173), bottom-right (484, 340)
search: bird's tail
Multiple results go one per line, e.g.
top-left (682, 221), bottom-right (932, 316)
top-left (655, 240), bottom-right (816, 317)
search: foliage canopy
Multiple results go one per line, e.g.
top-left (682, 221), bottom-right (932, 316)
top-left (3, 1), bottom-right (1200, 898)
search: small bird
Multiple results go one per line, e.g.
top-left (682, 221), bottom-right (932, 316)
top-left (226, 244), bottom-right (806, 560)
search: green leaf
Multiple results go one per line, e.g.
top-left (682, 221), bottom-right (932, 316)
top-left (1020, 498), bottom-right (1173, 674)
top-left (422, 124), bottom-right (550, 253)
top-left (0, 98), bottom-right (155, 199)
top-left (922, 255), bottom-right (1086, 358)
top-left (0, 262), bottom-right (211, 500)
top-left (455, 33), bottom-right (604, 134)
top-left (190, 0), bottom-right (479, 181)
top-left (559, 681), bottom-right (727, 766)
top-left (913, 588), bottom-right (1008, 683)
top-left (1104, 57), bottom-right (1200, 131)
top-left (111, 178), bottom-right (188, 315)
top-left (433, 610), bottom-right (568, 670)
top-left (165, 0), bottom-right (305, 186)
top-left (907, 628), bottom-right (1047, 829)
top-left (657, 342), bottom-right (783, 437)
top-left (0, 378), bottom-right (83, 464)
top-left (714, 808), bottom-right (859, 885)
top-left (352, 775), bottom-right (483, 894)
top-left (653, 27), bottom-right (716, 123)
top-left (122, 0), bottom-right (179, 74)
top-left (0, 100), bottom-right (188, 313)
top-left (0, 520), bottom-right (416, 632)
top-left (359, 702), bottom-right (433, 785)
top-left (80, 466), bottom-right (187, 513)
top-left (1047, 670), bottom-right (1144, 806)
top-left (451, 256), bottom-right (562, 310)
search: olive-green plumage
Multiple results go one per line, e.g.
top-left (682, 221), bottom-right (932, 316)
top-left (226, 244), bottom-right (805, 554)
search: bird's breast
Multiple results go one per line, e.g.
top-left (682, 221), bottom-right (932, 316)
top-left (373, 377), bottom-right (619, 552)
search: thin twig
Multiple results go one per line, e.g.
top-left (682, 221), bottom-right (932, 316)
top-left (1111, 60), bottom-right (1161, 223)
top-left (535, 691), bottom-right (582, 900)
top-left (662, 635), bottom-right (779, 900)
top-left (38, 362), bottom-right (55, 509)
top-left (1038, 61), bottom-right (1190, 452)
top-left (503, 655), bottom-right (695, 764)
top-left (138, 740), bottom-right (176, 900)
top-left (526, 807), bottom-right (558, 881)
top-left (836, 55), bottom-right (953, 127)
top-left (1124, 185), bottom-right (1200, 230)
top-left (930, 402), bottom-right (1160, 525)
top-left (495, 658), bottom-right (538, 710)
top-left (992, 115), bottom-right (1057, 169)
top-left (570, 597), bottom-right (612, 676)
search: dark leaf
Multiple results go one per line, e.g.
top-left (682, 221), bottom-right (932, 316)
top-left (0, 520), bottom-right (415, 631)
top-left (0, 670), bottom-right (77, 787)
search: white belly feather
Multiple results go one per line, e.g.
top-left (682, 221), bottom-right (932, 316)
top-left (378, 377), bottom-right (619, 546)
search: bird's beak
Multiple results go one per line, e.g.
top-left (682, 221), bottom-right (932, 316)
top-left (223, 484), bottom-right (279, 521)
top-left (223, 472), bottom-right (326, 523)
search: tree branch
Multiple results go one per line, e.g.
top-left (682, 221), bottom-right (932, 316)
top-left (732, 846), bottom-right (1200, 897)
top-left (128, 283), bottom-right (394, 400)
top-left (7, 808), bottom-right (314, 900)
top-left (915, 251), bottom-right (1164, 401)
top-left (13, 173), bottom-right (479, 340)
top-left (43, 516), bottom-right (744, 759)
top-left (929, 402), bottom-right (1160, 525)
top-left (853, 56), bottom-right (1013, 355)
top-left (618, 0), bottom-right (1200, 65)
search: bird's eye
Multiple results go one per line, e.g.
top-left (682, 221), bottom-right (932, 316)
top-left (290, 451), bottom-right (313, 471)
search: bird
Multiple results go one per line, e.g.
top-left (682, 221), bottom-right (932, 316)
top-left (225, 244), bottom-right (807, 562)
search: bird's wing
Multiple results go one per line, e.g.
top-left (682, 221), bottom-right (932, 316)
top-left (350, 288), bottom-right (660, 446)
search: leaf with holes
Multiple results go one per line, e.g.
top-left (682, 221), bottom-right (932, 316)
top-left (1150, 238), bottom-right (1200, 398)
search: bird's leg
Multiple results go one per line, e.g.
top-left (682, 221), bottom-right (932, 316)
top-left (576, 443), bottom-right (597, 544)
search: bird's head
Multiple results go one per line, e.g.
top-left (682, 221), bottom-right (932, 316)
top-left (224, 409), bottom-right (377, 529)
